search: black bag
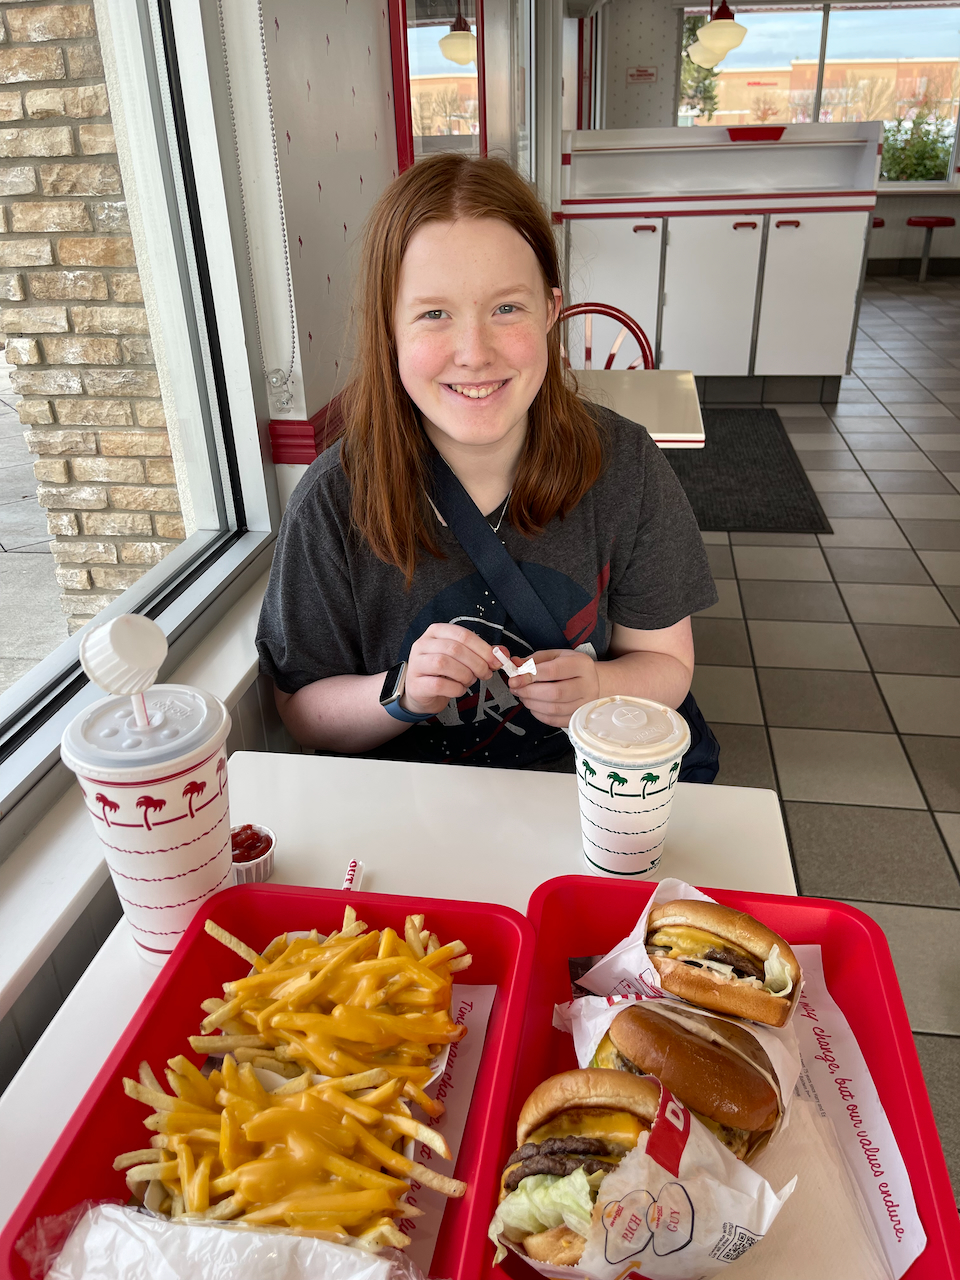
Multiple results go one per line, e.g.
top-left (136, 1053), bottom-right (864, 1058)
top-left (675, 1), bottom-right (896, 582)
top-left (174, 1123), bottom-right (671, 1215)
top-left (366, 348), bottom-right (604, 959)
top-left (429, 454), bottom-right (720, 784)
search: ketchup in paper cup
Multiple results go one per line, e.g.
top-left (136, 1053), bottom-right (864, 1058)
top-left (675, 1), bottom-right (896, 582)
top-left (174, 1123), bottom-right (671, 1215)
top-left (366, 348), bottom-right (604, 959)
top-left (231, 823), bottom-right (275, 884)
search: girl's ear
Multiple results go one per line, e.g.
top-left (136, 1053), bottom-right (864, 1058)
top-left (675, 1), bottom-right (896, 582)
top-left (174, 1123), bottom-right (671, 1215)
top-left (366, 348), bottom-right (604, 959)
top-left (546, 287), bottom-right (563, 332)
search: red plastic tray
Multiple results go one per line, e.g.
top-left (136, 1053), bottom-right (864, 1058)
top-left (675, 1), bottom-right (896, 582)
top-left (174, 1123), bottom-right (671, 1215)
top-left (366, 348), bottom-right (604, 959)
top-left (0, 883), bottom-right (536, 1280)
top-left (495, 877), bottom-right (960, 1279)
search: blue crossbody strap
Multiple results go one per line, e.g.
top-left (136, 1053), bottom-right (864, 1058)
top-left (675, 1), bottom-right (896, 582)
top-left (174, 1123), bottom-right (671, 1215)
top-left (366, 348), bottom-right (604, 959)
top-left (429, 451), bottom-right (569, 652)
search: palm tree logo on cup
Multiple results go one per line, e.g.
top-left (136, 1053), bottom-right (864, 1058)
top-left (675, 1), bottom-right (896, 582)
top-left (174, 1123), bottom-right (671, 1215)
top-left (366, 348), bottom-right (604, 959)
top-left (136, 795), bottom-right (166, 830)
top-left (182, 779), bottom-right (206, 819)
top-left (669, 760), bottom-right (680, 788)
top-left (216, 756), bottom-right (227, 796)
top-left (95, 792), bottom-right (119, 827)
top-left (640, 772), bottom-right (660, 798)
top-left (581, 759), bottom-right (596, 783)
top-left (607, 771), bottom-right (628, 799)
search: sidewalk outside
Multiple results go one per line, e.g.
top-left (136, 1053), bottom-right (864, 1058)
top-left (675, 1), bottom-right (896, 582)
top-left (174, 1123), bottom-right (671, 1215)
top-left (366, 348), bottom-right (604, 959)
top-left (0, 355), bottom-right (63, 697)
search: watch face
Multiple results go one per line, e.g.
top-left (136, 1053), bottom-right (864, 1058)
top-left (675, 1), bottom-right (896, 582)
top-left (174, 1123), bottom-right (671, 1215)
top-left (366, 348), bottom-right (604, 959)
top-left (380, 661), bottom-right (405, 705)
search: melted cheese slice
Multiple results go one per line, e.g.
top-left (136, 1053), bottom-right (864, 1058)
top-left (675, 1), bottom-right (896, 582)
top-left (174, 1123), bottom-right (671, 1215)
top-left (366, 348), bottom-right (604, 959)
top-left (647, 925), bottom-right (757, 964)
top-left (528, 1109), bottom-right (643, 1152)
top-left (591, 1034), bottom-right (621, 1072)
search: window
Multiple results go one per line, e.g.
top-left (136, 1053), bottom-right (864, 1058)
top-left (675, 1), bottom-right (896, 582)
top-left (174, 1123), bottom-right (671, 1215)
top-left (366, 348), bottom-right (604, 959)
top-left (406, 0), bottom-right (482, 159)
top-left (822, 6), bottom-right (960, 181)
top-left (0, 0), bottom-right (274, 843)
top-left (679, 3), bottom-right (960, 184)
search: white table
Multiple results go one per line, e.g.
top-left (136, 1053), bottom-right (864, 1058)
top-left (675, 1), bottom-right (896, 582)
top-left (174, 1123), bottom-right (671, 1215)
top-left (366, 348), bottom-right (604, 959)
top-left (576, 369), bottom-right (705, 449)
top-left (0, 754), bottom-right (793, 1227)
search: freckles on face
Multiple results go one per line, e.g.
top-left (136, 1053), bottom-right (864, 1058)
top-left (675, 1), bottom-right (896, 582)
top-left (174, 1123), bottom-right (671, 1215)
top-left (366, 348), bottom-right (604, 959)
top-left (392, 218), bottom-right (558, 449)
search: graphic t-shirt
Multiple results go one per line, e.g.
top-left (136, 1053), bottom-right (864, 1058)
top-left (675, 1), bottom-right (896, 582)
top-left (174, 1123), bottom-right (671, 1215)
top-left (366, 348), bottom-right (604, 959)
top-left (256, 406), bottom-right (718, 768)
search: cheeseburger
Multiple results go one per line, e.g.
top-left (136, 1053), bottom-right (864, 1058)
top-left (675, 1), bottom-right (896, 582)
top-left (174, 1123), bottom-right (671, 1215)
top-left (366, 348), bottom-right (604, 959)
top-left (645, 900), bottom-right (800, 1027)
top-left (592, 1002), bottom-right (781, 1161)
top-left (494, 1069), bottom-right (660, 1266)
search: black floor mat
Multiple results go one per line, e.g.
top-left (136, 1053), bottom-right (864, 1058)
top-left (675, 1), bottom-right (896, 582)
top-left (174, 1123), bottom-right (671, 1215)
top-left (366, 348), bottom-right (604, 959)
top-left (665, 407), bottom-right (832, 534)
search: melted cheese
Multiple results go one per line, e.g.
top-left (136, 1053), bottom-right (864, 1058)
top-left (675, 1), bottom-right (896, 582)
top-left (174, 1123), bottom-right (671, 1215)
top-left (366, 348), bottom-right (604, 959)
top-left (591, 1034), bottom-right (622, 1071)
top-left (647, 925), bottom-right (757, 964)
top-left (691, 1112), bottom-right (751, 1160)
top-left (528, 1109), bottom-right (643, 1152)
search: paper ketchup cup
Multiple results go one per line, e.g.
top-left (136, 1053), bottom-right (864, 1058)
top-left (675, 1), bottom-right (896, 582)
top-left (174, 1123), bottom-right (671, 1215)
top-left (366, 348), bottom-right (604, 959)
top-left (61, 684), bottom-right (232, 964)
top-left (567, 695), bottom-right (690, 879)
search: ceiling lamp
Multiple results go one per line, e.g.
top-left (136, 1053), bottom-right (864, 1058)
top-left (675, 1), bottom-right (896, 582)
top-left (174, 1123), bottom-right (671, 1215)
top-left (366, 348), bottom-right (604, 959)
top-left (686, 40), bottom-right (719, 69)
top-left (696, 0), bottom-right (747, 62)
top-left (439, 0), bottom-right (477, 66)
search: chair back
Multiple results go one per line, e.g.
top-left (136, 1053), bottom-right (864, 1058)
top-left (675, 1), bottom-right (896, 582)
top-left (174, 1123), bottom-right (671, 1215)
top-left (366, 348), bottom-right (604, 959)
top-left (559, 302), bottom-right (654, 371)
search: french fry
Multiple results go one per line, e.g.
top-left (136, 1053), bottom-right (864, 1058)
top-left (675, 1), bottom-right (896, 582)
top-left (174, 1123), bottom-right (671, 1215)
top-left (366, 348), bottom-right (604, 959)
top-left (357, 1219), bottom-right (412, 1249)
top-left (404, 915), bottom-right (426, 959)
top-left (321, 1068), bottom-right (390, 1092)
top-left (189, 1035), bottom-right (267, 1053)
top-left (113, 1148), bottom-right (163, 1171)
top-left (138, 1061), bottom-right (165, 1094)
top-left (403, 1079), bottom-right (445, 1119)
top-left (448, 954), bottom-right (473, 973)
top-left (204, 919), bottom-right (267, 972)
top-left (383, 1112), bottom-right (452, 1160)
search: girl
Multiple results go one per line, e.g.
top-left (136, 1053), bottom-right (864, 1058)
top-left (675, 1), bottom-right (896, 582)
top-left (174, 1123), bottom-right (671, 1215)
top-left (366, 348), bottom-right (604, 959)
top-left (257, 154), bottom-right (717, 771)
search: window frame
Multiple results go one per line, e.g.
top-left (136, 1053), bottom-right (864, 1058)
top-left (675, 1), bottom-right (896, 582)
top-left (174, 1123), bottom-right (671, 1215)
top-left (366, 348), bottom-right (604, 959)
top-left (0, 0), bottom-right (280, 865)
top-left (677, 0), bottom-right (960, 193)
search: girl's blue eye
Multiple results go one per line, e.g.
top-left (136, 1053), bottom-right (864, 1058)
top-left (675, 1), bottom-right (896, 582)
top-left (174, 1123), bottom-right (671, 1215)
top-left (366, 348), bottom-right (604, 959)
top-left (497, 304), bottom-right (517, 314)
top-left (423, 310), bottom-right (445, 320)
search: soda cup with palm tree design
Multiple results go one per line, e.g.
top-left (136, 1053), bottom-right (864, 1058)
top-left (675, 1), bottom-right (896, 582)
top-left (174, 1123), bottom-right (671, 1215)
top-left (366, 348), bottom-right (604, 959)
top-left (567, 696), bottom-right (690, 879)
top-left (61, 684), bottom-right (233, 963)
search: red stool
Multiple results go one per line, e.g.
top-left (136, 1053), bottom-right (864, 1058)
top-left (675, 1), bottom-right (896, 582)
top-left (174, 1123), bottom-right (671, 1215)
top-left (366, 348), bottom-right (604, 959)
top-left (906, 215), bottom-right (955, 283)
top-left (872, 217), bottom-right (884, 228)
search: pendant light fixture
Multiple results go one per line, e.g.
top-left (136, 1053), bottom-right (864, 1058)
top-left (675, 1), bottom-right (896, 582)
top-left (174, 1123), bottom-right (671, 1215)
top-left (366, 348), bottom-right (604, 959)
top-left (693, 0), bottom-right (747, 64)
top-left (439, 0), bottom-right (477, 66)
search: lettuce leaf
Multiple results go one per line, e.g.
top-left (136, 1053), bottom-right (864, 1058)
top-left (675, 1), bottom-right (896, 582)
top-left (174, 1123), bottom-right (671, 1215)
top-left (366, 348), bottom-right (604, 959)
top-left (763, 944), bottom-right (794, 997)
top-left (487, 1167), bottom-right (596, 1264)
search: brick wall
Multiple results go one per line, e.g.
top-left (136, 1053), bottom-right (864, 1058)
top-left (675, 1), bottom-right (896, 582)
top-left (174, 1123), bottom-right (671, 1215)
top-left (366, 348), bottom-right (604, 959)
top-left (0, 2), bottom-right (184, 634)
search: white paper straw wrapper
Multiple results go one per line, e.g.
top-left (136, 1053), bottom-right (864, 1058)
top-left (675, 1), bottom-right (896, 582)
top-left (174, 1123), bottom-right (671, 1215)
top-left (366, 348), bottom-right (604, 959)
top-left (341, 859), bottom-right (364, 891)
top-left (492, 646), bottom-right (536, 679)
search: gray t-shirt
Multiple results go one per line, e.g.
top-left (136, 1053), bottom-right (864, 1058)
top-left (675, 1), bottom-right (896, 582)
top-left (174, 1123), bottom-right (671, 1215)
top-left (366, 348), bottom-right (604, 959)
top-left (257, 405), bottom-right (717, 768)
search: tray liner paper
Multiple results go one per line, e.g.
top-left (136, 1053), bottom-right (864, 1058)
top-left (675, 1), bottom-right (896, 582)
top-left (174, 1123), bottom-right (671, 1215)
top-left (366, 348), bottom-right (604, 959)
top-left (494, 1083), bottom-right (794, 1279)
top-left (395, 983), bottom-right (496, 1273)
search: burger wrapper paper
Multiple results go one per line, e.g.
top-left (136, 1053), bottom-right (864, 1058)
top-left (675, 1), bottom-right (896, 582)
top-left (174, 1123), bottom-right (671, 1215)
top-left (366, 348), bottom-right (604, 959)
top-left (494, 1083), bottom-right (795, 1280)
top-left (576, 878), bottom-right (802, 1027)
top-left (553, 995), bottom-right (800, 1139)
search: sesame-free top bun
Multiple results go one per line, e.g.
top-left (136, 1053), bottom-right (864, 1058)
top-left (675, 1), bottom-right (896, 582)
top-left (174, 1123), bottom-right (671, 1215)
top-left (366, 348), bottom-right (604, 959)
top-left (608, 1004), bottom-right (779, 1134)
top-left (647, 901), bottom-right (800, 1028)
top-left (516, 1068), bottom-right (661, 1146)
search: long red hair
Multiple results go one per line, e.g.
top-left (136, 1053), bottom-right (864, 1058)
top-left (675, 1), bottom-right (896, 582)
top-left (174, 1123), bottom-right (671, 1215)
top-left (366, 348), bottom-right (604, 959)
top-left (340, 153), bottom-right (605, 584)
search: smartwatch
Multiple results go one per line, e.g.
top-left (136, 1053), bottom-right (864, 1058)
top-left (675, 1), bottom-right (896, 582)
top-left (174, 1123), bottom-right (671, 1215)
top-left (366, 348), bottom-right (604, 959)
top-left (379, 661), bottom-right (435, 723)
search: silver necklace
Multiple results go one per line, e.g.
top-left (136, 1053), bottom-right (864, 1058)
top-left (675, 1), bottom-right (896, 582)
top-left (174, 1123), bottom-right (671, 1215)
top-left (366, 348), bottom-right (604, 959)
top-left (490, 490), bottom-right (511, 533)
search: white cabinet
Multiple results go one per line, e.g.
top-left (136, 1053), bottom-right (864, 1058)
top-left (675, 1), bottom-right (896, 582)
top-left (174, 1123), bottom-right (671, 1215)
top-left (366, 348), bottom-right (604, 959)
top-left (754, 212), bottom-right (868, 376)
top-left (659, 217), bottom-right (763, 376)
top-left (567, 217), bottom-right (662, 367)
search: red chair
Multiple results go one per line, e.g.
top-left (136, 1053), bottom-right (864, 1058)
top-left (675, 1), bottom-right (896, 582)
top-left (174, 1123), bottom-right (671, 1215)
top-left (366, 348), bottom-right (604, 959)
top-left (906, 215), bottom-right (955, 283)
top-left (559, 302), bottom-right (655, 371)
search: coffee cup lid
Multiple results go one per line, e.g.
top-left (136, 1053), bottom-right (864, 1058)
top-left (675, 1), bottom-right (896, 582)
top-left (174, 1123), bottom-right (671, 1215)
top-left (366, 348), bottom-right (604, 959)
top-left (61, 683), bottom-right (227, 771)
top-left (568, 696), bottom-right (689, 762)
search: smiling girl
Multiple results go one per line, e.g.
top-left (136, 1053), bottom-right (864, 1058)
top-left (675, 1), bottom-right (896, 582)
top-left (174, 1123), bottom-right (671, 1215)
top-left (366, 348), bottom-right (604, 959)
top-left (256, 155), bottom-right (718, 771)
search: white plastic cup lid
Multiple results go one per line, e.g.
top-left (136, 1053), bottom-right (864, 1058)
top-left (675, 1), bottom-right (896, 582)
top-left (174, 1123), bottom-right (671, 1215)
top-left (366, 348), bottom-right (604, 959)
top-left (79, 615), bottom-right (168, 696)
top-left (61, 684), bottom-right (228, 771)
top-left (568, 696), bottom-right (690, 763)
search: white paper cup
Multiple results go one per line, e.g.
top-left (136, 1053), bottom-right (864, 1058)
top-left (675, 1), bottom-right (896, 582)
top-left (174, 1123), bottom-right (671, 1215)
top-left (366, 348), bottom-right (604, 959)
top-left (567, 695), bottom-right (690, 879)
top-left (61, 684), bottom-right (233, 964)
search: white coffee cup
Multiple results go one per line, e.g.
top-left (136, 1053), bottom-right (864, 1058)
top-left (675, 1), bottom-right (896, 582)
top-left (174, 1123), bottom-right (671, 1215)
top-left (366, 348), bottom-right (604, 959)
top-left (567, 695), bottom-right (690, 879)
top-left (61, 684), bottom-right (232, 964)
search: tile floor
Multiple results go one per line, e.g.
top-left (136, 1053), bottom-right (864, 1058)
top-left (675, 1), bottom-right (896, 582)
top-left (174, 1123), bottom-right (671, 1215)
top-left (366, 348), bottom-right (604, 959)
top-left (0, 356), bottom-right (64, 697)
top-left (692, 276), bottom-right (960, 1201)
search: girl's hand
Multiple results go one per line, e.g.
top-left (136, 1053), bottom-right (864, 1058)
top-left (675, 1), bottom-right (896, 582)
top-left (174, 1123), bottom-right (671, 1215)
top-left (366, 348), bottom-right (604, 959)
top-left (402, 624), bottom-right (497, 716)
top-left (508, 649), bottom-right (600, 728)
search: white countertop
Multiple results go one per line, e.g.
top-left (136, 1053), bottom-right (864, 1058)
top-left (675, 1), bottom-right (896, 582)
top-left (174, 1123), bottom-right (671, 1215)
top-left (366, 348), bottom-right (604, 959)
top-left (0, 752), bottom-right (794, 1228)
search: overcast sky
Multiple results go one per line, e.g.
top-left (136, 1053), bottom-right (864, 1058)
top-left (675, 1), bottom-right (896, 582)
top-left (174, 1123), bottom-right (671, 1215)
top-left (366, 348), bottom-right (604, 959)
top-left (408, 25), bottom-right (479, 77)
top-left (720, 7), bottom-right (960, 68)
